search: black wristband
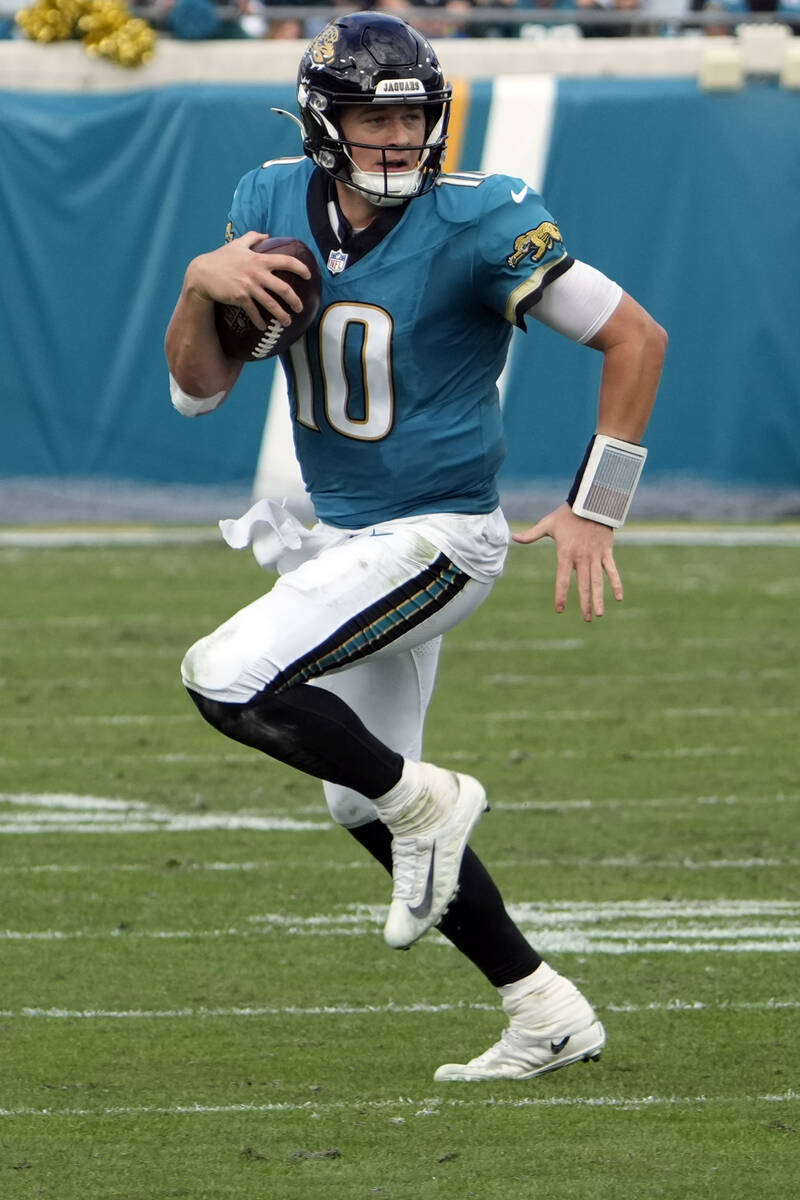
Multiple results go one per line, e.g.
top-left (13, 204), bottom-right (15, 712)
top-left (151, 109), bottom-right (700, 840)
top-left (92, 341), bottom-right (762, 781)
top-left (566, 435), bottom-right (597, 506)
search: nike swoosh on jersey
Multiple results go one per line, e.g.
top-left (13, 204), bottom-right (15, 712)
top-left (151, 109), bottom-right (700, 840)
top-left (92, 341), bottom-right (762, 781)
top-left (408, 846), bottom-right (436, 919)
top-left (511, 186), bottom-right (528, 204)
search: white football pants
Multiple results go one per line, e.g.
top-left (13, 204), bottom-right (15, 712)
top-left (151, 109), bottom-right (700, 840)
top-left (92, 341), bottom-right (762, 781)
top-left (181, 524), bottom-right (494, 827)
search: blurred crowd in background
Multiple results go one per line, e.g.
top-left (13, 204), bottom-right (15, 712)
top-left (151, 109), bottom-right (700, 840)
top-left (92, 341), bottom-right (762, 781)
top-left (2, 0), bottom-right (799, 41)
top-left (130, 0), bottom-right (800, 42)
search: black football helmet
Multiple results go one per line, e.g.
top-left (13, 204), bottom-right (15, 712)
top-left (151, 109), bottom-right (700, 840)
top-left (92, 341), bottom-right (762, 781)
top-left (297, 11), bottom-right (452, 207)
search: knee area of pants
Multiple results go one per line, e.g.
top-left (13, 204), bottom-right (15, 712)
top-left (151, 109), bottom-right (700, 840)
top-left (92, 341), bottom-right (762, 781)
top-left (180, 640), bottom-right (202, 688)
top-left (180, 633), bottom-right (237, 695)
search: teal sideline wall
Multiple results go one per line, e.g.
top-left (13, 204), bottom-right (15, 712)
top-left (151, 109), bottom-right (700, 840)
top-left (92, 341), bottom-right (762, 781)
top-left (501, 79), bottom-right (800, 492)
top-left (1, 80), bottom-right (798, 492)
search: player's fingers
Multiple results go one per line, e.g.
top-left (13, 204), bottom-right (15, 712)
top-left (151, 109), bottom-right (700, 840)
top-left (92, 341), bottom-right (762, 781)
top-left (240, 230), bottom-right (270, 248)
top-left (575, 559), bottom-right (594, 622)
top-left (228, 286), bottom-right (290, 331)
top-left (590, 557), bottom-right (605, 619)
top-left (553, 555), bottom-right (573, 614)
top-left (253, 258), bottom-right (313, 316)
top-left (259, 252), bottom-right (313, 281)
top-left (259, 277), bottom-right (305, 316)
top-left (235, 242), bottom-right (312, 317)
top-left (252, 286), bottom-right (295, 327)
top-left (224, 293), bottom-right (269, 330)
top-left (603, 550), bottom-right (624, 603)
top-left (512, 520), bottom-right (550, 545)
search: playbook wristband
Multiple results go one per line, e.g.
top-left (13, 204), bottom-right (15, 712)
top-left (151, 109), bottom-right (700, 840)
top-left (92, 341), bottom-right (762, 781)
top-left (567, 434), bottom-right (647, 528)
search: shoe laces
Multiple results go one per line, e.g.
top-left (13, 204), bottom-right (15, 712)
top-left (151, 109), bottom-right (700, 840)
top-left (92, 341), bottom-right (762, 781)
top-left (390, 834), bottom-right (432, 902)
top-left (469, 1024), bottom-right (541, 1069)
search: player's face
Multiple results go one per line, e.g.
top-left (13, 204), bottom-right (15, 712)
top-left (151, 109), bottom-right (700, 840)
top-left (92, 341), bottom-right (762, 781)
top-left (338, 105), bottom-right (428, 173)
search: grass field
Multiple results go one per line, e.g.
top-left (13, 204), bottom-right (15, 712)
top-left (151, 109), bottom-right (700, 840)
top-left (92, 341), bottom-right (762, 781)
top-left (1, 529), bottom-right (799, 1199)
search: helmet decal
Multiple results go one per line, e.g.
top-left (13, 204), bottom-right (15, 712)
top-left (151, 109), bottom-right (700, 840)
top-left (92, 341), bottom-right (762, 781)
top-left (308, 25), bottom-right (339, 67)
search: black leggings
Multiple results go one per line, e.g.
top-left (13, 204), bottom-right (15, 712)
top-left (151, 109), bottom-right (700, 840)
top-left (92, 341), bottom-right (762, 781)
top-left (188, 686), bottom-right (541, 987)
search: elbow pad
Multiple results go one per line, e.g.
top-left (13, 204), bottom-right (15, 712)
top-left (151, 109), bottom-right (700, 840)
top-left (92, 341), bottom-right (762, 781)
top-left (169, 372), bottom-right (226, 417)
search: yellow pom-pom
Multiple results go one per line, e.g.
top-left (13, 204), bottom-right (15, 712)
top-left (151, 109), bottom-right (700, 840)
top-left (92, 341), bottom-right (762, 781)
top-left (16, 0), bottom-right (157, 65)
top-left (14, 0), bottom-right (90, 41)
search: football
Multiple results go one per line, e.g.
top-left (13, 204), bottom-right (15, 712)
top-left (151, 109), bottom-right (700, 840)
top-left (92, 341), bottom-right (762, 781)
top-left (214, 237), bottom-right (322, 362)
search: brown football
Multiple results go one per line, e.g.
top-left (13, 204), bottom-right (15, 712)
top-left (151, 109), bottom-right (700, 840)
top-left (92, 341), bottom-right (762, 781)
top-left (213, 236), bottom-right (322, 362)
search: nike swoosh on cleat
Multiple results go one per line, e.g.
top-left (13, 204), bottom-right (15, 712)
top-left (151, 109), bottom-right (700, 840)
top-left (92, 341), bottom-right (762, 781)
top-left (408, 846), bottom-right (436, 919)
top-left (550, 1035), bottom-right (571, 1055)
top-left (511, 186), bottom-right (528, 204)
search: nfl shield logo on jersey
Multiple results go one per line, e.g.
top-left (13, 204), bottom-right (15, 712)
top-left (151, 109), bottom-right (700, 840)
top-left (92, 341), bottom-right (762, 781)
top-left (327, 248), bottom-right (348, 275)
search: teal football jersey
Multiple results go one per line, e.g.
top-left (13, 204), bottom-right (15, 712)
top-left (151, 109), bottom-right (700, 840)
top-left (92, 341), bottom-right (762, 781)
top-left (228, 158), bottom-right (572, 529)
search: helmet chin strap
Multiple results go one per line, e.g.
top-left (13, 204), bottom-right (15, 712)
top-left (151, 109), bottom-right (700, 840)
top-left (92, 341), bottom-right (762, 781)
top-left (345, 166), bottom-right (423, 208)
top-left (343, 142), bottom-right (428, 208)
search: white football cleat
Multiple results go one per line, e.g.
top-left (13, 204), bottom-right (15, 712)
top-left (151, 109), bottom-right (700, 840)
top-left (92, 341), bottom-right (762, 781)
top-left (434, 970), bottom-right (606, 1082)
top-left (383, 772), bottom-right (488, 950)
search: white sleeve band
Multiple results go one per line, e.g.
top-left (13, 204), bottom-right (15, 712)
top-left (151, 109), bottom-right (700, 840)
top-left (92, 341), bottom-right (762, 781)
top-left (169, 372), bottom-right (227, 417)
top-left (530, 259), bottom-right (623, 344)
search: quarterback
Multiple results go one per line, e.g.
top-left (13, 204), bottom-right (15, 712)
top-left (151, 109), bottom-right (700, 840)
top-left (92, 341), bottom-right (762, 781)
top-left (165, 11), bottom-right (667, 1081)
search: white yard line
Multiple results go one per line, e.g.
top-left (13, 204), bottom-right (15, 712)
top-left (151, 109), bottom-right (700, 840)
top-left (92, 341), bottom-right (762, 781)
top-left (495, 793), bottom-right (798, 812)
top-left (0, 714), bottom-right (196, 726)
top-left (0, 792), bottom-right (330, 835)
top-left (0, 614), bottom-right (164, 630)
top-left (3, 899), bottom-right (800, 952)
top-left (471, 745), bottom-right (753, 761)
top-left (487, 668), bottom-right (792, 686)
top-left (490, 857), bottom-right (798, 870)
top-left (0, 528), bottom-right (219, 549)
top-left (2, 525), bottom-right (799, 550)
top-left (0, 1089), bottom-right (797, 1120)
top-left (616, 528), bottom-right (800, 546)
top-left (0, 998), bottom-right (796, 1021)
top-left (0, 816), bottom-right (329, 834)
top-left (0, 790), bottom-right (795, 835)
top-left (461, 635), bottom-right (796, 654)
top-left (1, 742), bottom-right (765, 774)
top-left (485, 707), bottom-right (796, 722)
top-left (0, 854), bottom-right (794, 876)
top-left (22, 702), bottom-right (796, 726)
top-left (4, 930), bottom-right (798, 953)
top-left (0, 859), bottom-right (371, 875)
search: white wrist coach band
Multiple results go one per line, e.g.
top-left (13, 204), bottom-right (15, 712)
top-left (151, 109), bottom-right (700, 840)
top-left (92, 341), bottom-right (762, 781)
top-left (567, 434), bottom-right (648, 528)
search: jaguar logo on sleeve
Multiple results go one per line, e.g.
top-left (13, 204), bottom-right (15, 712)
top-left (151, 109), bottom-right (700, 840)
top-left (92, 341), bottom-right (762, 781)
top-left (507, 221), bottom-right (562, 269)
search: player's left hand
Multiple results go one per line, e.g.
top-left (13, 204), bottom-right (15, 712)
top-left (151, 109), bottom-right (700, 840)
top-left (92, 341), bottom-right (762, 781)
top-left (512, 502), bottom-right (623, 622)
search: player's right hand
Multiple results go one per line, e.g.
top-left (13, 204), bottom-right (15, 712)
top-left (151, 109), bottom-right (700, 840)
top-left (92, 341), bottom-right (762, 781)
top-left (185, 231), bottom-right (312, 330)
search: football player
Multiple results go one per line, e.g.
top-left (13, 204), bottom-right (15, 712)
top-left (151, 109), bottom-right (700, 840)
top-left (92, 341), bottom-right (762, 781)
top-left (165, 11), bottom-right (667, 1081)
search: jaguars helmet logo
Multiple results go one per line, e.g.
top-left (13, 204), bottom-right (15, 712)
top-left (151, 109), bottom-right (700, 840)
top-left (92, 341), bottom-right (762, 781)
top-left (309, 25), bottom-right (339, 66)
top-left (224, 220), bottom-right (234, 244)
top-left (507, 221), bottom-right (562, 269)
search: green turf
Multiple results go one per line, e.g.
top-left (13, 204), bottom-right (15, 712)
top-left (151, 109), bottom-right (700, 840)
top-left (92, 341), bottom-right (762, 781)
top-left (1, 533), bottom-right (799, 1198)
